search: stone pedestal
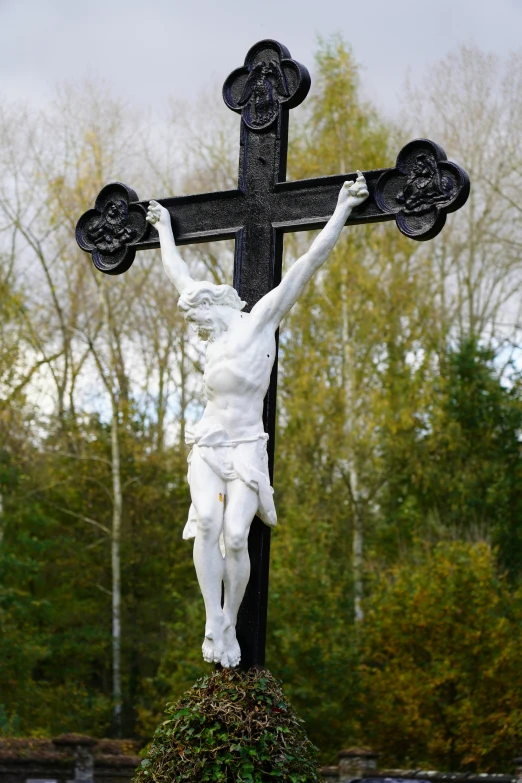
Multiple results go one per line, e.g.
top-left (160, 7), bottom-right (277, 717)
top-left (52, 735), bottom-right (97, 783)
top-left (337, 748), bottom-right (378, 783)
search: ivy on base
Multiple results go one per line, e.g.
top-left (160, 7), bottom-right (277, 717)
top-left (134, 668), bottom-right (322, 783)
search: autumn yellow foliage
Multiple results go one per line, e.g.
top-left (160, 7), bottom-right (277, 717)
top-left (360, 542), bottom-right (522, 770)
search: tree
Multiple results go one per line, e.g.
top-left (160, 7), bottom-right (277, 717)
top-left (360, 541), bottom-right (522, 771)
top-left (377, 339), bottom-right (522, 578)
top-left (404, 46), bottom-right (522, 351)
top-left (0, 85), bottom-right (205, 736)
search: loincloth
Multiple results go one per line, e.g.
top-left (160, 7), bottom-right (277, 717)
top-left (182, 425), bottom-right (277, 542)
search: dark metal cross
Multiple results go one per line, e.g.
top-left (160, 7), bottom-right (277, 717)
top-left (76, 39), bottom-right (470, 670)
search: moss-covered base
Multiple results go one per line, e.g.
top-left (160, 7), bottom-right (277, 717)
top-left (134, 668), bottom-right (323, 782)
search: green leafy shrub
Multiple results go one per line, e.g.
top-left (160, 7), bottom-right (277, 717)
top-left (134, 668), bottom-right (322, 782)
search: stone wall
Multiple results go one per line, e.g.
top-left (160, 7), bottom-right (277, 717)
top-left (3, 739), bottom-right (522, 783)
top-left (320, 748), bottom-right (522, 783)
top-left (0, 735), bottom-right (139, 783)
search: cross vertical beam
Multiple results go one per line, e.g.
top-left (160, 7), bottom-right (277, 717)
top-left (231, 93), bottom-right (293, 669)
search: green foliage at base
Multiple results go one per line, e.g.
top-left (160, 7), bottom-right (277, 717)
top-left (134, 668), bottom-right (322, 783)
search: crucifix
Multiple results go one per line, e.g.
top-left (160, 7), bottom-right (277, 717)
top-left (76, 39), bottom-right (469, 671)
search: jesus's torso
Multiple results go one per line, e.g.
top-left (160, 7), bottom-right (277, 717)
top-left (194, 314), bottom-right (276, 441)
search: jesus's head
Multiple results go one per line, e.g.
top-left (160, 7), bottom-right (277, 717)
top-left (178, 281), bottom-right (247, 341)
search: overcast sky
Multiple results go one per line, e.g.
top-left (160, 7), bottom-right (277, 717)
top-left (0, 0), bottom-right (519, 121)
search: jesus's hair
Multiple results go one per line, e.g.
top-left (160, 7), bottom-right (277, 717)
top-left (178, 281), bottom-right (247, 312)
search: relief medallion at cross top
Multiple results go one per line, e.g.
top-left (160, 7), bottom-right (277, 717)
top-left (223, 40), bottom-right (310, 131)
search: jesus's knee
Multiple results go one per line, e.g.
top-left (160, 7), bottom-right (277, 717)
top-left (197, 512), bottom-right (221, 543)
top-left (225, 526), bottom-right (249, 555)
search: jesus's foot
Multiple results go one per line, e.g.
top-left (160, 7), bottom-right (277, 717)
top-left (202, 634), bottom-right (215, 663)
top-left (202, 618), bottom-right (227, 664)
top-left (219, 622), bottom-right (241, 668)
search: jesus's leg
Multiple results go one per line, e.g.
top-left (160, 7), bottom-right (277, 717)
top-left (189, 450), bottom-right (227, 663)
top-left (221, 479), bottom-right (259, 667)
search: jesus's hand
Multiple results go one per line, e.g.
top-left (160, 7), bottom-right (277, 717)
top-left (146, 200), bottom-right (171, 228)
top-left (337, 171), bottom-right (369, 209)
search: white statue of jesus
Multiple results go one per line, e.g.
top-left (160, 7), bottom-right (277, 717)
top-left (146, 173), bottom-right (369, 668)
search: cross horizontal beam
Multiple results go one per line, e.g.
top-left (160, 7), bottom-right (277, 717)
top-left (77, 136), bottom-right (469, 279)
top-left (128, 168), bottom-right (395, 251)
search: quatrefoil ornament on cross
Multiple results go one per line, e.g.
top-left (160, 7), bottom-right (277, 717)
top-left (76, 183), bottom-right (148, 275)
top-left (223, 39), bottom-right (311, 131)
top-left (375, 139), bottom-right (470, 240)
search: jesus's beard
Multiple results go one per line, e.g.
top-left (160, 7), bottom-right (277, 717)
top-left (197, 326), bottom-right (212, 341)
top-left (197, 315), bottom-right (228, 342)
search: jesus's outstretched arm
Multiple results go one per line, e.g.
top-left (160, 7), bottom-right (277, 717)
top-left (250, 172), bottom-right (369, 329)
top-left (146, 201), bottom-right (194, 293)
